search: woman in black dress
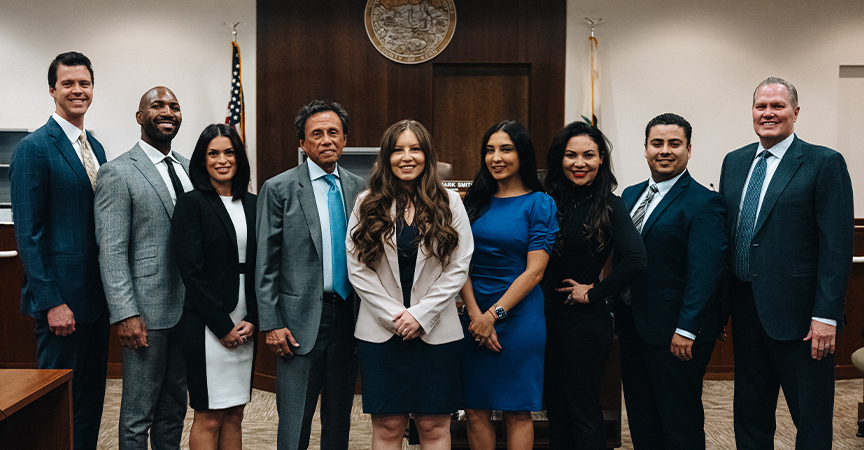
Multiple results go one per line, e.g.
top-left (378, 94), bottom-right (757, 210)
top-left (541, 121), bottom-right (646, 449)
top-left (346, 120), bottom-right (473, 450)
top-left (172, 124), bottom-right (257, 450)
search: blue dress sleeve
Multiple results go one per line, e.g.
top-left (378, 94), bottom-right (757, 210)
top-left (526, 192), bottom-right (559, 255)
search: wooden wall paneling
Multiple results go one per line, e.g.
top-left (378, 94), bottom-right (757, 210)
top-left (256, 0), bottom-right (565, 188)
top-left (256, 0), bottom-right (565, 390)
top-left (432, 64), bottom-right (530, 180)
top-left (0, 225), bottom-right (36, 368)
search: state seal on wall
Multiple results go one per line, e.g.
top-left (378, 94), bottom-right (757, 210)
top-left (365, 0), bottom-right (457, 64)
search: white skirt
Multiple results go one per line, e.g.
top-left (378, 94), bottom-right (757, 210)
top-left (203, 273), bottom-right (254, 409)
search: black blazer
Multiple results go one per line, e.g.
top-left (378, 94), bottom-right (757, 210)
top-left (621, 171), bottom-right (728, 345)
top-left (173, 189), bottom-right (258, 338)
top-left (719, 137), bottom-right (853, 340)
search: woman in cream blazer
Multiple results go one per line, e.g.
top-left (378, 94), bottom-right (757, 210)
top-left (346, 120), bottom-right (473, 450)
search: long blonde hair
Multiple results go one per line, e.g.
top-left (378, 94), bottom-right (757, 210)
top-left (350, 120), bottom-right (459, 269)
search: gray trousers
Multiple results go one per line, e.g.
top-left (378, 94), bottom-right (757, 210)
top-left (119, 324), bottom-right (188, 450)
top-left (276, 300), bottom-right (358, 450)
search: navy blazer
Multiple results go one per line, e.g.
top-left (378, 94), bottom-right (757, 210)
top-left (621, 171), bottom-right (727, 345)
top-left (9, 117), bottom-right (108, 323)
top-left (719, 137), bottom-right (853, 340)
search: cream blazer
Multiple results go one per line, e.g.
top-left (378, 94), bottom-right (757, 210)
top-left (346, 189), bottom-right (473, 344)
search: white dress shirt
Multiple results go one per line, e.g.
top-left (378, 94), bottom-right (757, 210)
top-left (736, 133), bottom-right (834, 327)
top-left (631, 170), bottom-right (696, 340)
top-left (138, 140), bottom-right (193, 204)
top-left (52, 112), bottom-right (101, 171)
top-left (308, 160), bottom-right (346, 293)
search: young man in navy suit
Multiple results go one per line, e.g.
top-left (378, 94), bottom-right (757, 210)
top-left (720, 77), bottom-right (853, 449)
top-left (617, 113), bottom-right (727, 449)
top-left (9, 52), bottom-right (110, 450)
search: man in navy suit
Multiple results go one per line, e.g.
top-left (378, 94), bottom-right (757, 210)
top-left (720, 77), bottom-right (853, 449)
top-left (9, 52), bottom-right (110, 450)
top-left (617, 113), bottom-right (727, 449)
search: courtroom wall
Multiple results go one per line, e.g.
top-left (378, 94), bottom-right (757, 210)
top-left (0, 0), bottom-right (258, 185)
top-left (565, 0), bottom-right (864, 214)
top-left (2, 0), bottom-right (864, 214)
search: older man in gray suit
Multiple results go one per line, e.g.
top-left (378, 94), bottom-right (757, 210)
top-left (95, 86), bottom-right (191, 450)
top-left (257, 100), bottom-right (365, 450)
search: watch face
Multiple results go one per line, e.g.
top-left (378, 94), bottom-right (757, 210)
top-left (495, 307), bottom-right (506, 319)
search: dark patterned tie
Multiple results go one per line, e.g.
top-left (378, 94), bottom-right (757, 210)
top-left (733, 151), bottom-right (769, 281)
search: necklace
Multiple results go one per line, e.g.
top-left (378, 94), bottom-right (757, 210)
top-left (573, 193), bottom-right (593, 208)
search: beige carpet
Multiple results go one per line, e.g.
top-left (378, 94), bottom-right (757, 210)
top-left (97, 379), bottom-right (864, 449)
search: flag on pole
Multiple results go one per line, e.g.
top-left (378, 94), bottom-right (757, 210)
top-left (581, 31), bottom-right (599, 126)
top-left (226, 40), bottom-right (245, 143)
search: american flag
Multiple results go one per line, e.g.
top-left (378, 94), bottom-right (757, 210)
top-left (226, 41), bottom-right (245, 143)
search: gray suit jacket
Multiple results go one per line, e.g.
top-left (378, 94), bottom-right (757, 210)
top-left (256, 162), bottom-right (364, 355)
top-left (95, 144), bottom-right (188, 329)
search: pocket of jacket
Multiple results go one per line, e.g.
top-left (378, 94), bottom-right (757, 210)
top-left (132, 247), bottom-right (158, 278)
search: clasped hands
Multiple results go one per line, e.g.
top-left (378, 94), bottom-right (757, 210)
top-left (393, 310), bottom-right (421, 341)
top-left (468, 310), bottom-right (502, 353)
top-left (219, 320), bottom-right (255, 350)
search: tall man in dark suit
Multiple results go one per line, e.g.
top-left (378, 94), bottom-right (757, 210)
top-left (9, 52), bottom-right (109, 450)
top-left (720, 77), bottom-right (853, 449)
top-left (256, 100), bottom-right (365, 450)
top-left (617, 113), bottom-right (727, 449)
top-left (95, 87), bottom-right (191, 450)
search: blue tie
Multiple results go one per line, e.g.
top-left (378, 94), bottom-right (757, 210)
top-left (323, 174), bottom-right (351, 300)
top-left (733, 151), bottom-right (768, 281)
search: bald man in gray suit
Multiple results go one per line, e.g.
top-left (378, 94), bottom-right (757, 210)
top-left (95, 87), bottom-right (191, 450)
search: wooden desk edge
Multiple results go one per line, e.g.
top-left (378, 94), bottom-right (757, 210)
top-left (0, 369), bottom-right (72, 417)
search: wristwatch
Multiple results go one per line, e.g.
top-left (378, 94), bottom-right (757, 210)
top-left (491, 303), bottom-right (507, 320)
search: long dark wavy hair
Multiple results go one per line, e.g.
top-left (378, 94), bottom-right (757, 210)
top-left (350, 120), bottom-right (459, 269)
top-left (544, 121), bottom-right (617, 254)
top-left (463, 120), bottom-right (544, 223)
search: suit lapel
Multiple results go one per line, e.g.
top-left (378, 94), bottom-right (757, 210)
top-left (725, 144), bottom-right (758, 228)
top-left (87, 131), bottom-right (108, 165)
top-left (753, 138), bottom-right (803, 234)
top-left (642, 172), bottom-right (690, 235)
top-left (46, 118), bottom-right (93, 192)
top-left (205, 192), bottom-right (238, 255)
top-left (297, 163), bottom-right (324, 263)
top-left (129, 145), bottom-right (176, 216)
top-left (623, 181), bottom-right (648, 210)
top-left (385, 202), bottom-right (402, 291)
top-left (413, 242), bottom-right (429, 288)
top-left (176, 153), bottom-right (190, 173)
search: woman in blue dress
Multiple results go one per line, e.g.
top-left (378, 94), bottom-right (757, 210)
top-left (460, 120), bottom-right (558, 450)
